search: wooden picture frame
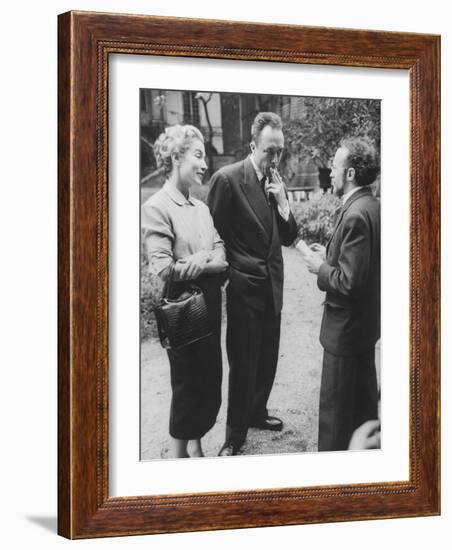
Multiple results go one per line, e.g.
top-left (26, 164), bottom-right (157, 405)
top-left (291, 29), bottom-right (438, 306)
top-left (58, 10), bottom-right (440, 539)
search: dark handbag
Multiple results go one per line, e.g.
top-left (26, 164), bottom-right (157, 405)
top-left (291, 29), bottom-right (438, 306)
top-left (153, 263), bottom-right (213, 350)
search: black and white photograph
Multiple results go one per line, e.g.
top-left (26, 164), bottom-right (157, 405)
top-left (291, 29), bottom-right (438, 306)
top-left (140, 89), bottom-right (381, 460)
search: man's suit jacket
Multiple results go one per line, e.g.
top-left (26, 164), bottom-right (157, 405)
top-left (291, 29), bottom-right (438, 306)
top-left (208, 157), bottom-right (297, 314)
top-left (318, 186), bottom-right (380, 356)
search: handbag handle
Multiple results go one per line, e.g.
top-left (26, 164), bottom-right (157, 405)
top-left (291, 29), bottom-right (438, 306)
top-left (165, 262), bottom-right (177, 300)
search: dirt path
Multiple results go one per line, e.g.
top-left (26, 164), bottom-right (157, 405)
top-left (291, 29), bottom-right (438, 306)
top-left (140, 246), bottom-right (329, 459)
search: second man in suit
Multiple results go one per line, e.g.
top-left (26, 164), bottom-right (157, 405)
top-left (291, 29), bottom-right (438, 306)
top-left (208, 112), bottom-right (298, 456)
top-left (304, 136), bottom-right (380, 451)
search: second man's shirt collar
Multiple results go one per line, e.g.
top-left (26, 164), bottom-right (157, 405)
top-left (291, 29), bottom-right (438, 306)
top-left (249, 155), bottom-right (265, 182)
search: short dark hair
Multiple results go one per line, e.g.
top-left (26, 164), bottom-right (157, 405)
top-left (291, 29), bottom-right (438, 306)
top-left (340, 137), bottom-right (379, 187)
top-left (251, 112), bottom-right (283, 143)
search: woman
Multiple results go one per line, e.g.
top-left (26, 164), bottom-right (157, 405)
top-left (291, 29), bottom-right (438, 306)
top-left (142, 124), bottom-right (228, 458)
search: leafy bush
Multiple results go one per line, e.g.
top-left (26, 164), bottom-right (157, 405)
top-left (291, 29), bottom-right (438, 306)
top-left (140, 235), bottom-right (165, 341)
top-left (292, 193), bottom-right (341, 245)
top-left (283, 97), bottom-right (381, 169)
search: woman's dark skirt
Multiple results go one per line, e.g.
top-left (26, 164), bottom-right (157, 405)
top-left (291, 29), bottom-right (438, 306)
top-left (167, 275), bottom-right (223, 440)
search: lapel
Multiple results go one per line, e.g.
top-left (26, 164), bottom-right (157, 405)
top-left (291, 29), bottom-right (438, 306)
top-left (240, 157), bottom-right (273, 238)
top-left (326, 187), bottom-right (372, 252)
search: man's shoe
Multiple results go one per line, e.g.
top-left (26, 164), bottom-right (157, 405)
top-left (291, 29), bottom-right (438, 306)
top-left (218, 440), bottom-right (241, 456)
top-left (249, 416), bottom-right (283, 432)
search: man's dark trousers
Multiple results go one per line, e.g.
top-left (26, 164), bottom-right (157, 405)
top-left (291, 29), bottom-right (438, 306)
top-left (225, 283), bottom-right (281, 446)
top-left (318, 348), bottom-right (378, 451)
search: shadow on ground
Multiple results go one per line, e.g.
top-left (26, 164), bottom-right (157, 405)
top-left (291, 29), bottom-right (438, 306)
top-left (26, 516), bottom-right (57, 533)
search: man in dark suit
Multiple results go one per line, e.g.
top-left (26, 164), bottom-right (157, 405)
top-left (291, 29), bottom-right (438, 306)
top-left (208, 112), bottom-right (298, 456)
top-left (304, 137), bottom-right (380, 451)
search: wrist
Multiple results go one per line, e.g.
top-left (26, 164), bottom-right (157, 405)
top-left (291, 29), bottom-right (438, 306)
top-left (277, 193), bottom-right (288, 207)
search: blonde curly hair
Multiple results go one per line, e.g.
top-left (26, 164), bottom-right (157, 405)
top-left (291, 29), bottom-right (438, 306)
top-left (153, 124), bottom-right (204, 176)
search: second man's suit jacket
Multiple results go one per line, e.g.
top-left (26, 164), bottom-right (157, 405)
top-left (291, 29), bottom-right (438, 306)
top-left (317, 186), bottom-right (380, 356)
top-left (208, 157), bottom-right (297, 314)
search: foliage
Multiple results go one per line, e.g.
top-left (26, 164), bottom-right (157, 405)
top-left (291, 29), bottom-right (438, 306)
top-left (292, 193), bottom-right (341, 245)
top-left (140, 235), bottom-right (165, 341)
top-left (282, 97), bottom-right (381, 169)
